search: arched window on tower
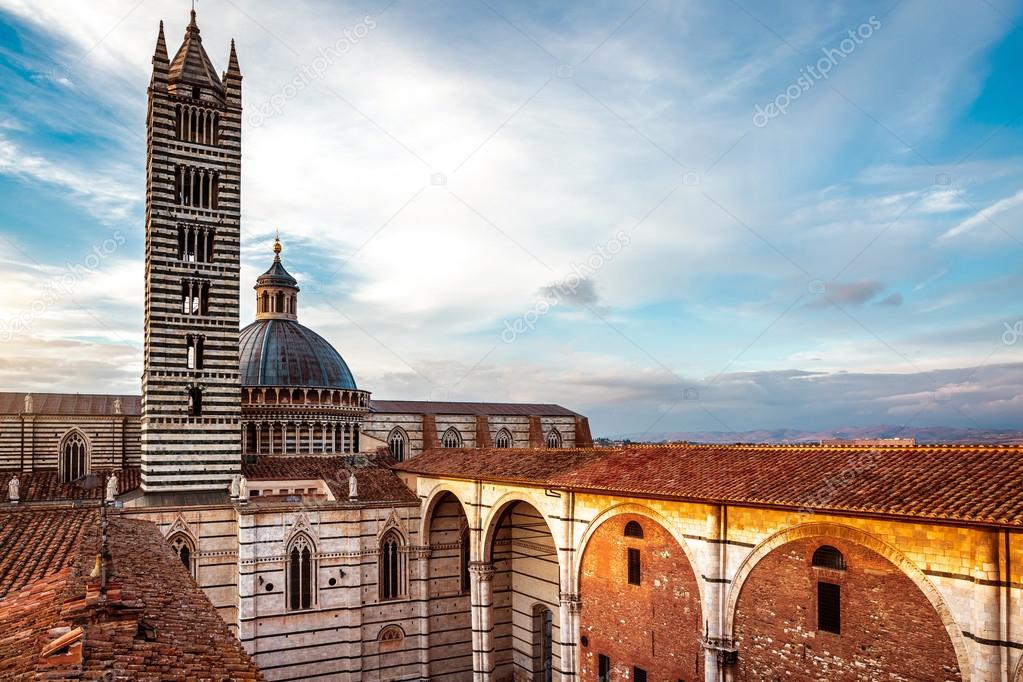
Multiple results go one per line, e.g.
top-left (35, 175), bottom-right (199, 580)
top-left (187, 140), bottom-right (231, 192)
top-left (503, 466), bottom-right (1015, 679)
top-left (442, 427), bottom-right (462, 448)
top-left (288, 533), bottom-right (316, 611)
top-left (275, 291), bottom-right (284, 313)
top-left (545, 428), bottom-right (562, 448)
top-left (494, 428), bottom-right (513, 448)
top-left (379, 530), bottom-right (406, 601)
top-left (59, 431), bottom-right (89, 483)
top-left (186, 334), bottom-right (204, 370)
top-left (388, 427), bottom-right (408, 462)
top-left (168, 533), bottom-right (196, 578)
top-left (624, 520), bottom-right (644, 539)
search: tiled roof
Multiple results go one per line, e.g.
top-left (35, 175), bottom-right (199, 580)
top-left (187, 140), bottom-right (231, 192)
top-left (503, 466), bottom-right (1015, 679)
top-left (1, 468), bottom-right (141, 503)
top-left (369, 400), bottom-right (581, 417)
top-left (0, 392), bottom-right (140, 416)
top-left (168, 10), bottom-right (224, 94)
top-left (395, 443), bottom-right (1023, 527)
top-left (0, 508), bottom-right (263, 680)
top-left (0, 508), bottom-right (93, 599)
top-left (243, 455), bottom-right (418, 505)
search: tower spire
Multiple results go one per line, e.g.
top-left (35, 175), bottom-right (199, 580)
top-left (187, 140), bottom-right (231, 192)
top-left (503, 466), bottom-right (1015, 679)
top-left (227, 39), bottom-right (241, 76)
top-left (153, 20), bottom-right (168, 63)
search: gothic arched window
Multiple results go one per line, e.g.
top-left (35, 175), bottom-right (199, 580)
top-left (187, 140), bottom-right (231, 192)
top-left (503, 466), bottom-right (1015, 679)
top-left (441, 427), bottom-right (463, 449)
top-left (379, 530), bottom-right (406, 601)
top-left (388, 427), bottom-right (408, 462)
top-left (494, 428), bottom-right (513, 449)
top-left (288, 533), bottom-right (316, 611)
top-left (169, 533), bottom-right (196, 578)
top-left (545, 428), bottom-right (562, 448)
top-left (59, 431), bottom-right (89, 483)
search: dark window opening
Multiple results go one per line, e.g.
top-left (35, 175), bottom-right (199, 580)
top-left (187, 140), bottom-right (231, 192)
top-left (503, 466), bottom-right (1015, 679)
top-left (177, 225), bottom-right (215, 263)
top-left (634, 668), bottom-right (647, 682)
top-left (627, 547), bottom-right (641, 586)
top-left (192, 85), bottom-right (201, 99)
top-left (380, 531), bottom-right (404, 600)
top-left (818, 581), bottom-right (841, 634)
top-left (187, 387), bottom-right (203, 417)
top-left (598, 654), bottom-right (611, 682)
top-left (624, 520), bottom-right (644, 539)
top-left (812, 545), bottom-right (846, 571)
top-left (460, 531), bottom-right (471, 594)
top-left (288, 538), bottom-right (314, 610)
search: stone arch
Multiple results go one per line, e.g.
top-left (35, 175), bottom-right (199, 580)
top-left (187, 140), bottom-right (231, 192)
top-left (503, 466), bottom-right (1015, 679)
top-left (577, 504), bottom-right (705, 681)
top-left (574, 502), bottom-right (704, 603)
top-left (725, 521), bottom-right (971, 680)
top-left (481, 490), bottom-right (558, 563)
top-left (420, 484), bottom-right (473, 542)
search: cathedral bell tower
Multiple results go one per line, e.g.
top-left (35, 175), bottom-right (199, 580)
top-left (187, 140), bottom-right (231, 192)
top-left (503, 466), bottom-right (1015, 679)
top-left (141, 11), bottom-right (242, 493)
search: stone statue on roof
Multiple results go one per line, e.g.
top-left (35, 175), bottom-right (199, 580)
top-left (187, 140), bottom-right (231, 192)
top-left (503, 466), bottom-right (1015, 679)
top-left (113, 398), bottom-right (122, 415)
top-left (348, 471), bottom-right (358, 501)
top-left (105, 473), bottom-right (118, 502)
top-left (8, 475), bottom-right (19, 503)
top-left (238, 475), bottom-right (249, 502)
top-left (23, 393), bottom-right (32, 413)
top-left (230, 473), bottom-right (241, 498)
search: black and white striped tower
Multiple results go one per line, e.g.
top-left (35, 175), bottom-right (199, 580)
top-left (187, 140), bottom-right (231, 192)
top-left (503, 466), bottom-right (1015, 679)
top-left (141, 11), bottom-right (242, 492)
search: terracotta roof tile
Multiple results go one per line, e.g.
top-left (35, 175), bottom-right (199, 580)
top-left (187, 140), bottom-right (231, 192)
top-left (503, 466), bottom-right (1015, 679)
top-left (0, 392), bottom-right (140, 416)
top-left (1, 468), bottom-right (141, 503)
top-left (369, 399), bottom-right (581, 417)
top-left (243, 455), bottom-right (418, 505)
top-left (0, 508), bottom-right (263, 679)
top-left (395, 443), bottom-right (1023, 527)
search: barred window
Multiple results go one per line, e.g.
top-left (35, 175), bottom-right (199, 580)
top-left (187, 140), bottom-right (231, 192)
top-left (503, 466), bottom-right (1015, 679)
top-left (812, 545), bottom-right (846, 571)
top-left (627, 547), bottom-right (641, 585)
top-left (817, 581), bottom-right (841, 633)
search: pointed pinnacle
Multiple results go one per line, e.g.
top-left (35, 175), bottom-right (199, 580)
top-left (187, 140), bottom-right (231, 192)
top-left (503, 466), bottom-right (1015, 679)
top-left (154, 20), bottom-right (168, 62)
top-left (227, 39), bottom-right (241, 75)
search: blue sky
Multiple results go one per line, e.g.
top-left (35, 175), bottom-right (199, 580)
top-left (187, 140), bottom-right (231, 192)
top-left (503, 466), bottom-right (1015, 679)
top-left (0, 0), bottom-right (1021, 436)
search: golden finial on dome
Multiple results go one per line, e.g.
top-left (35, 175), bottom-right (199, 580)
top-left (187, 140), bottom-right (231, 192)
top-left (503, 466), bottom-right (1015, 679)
top-left (273, 230), bottom-right (282, 256)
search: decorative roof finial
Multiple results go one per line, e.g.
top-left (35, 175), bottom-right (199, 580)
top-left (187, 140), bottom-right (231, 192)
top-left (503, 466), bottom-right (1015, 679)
top-left (273, 231), bottom-right (282, 259)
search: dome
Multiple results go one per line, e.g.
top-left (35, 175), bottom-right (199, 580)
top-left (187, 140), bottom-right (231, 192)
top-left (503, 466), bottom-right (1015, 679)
top-left (239, 318), bottom-right (357, 389)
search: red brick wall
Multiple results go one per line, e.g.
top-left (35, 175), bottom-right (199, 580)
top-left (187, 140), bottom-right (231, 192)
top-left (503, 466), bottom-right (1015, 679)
top-left (732, 536), bottom-right (961, 681)
top-left (579, 514), bottom-right (703, 681)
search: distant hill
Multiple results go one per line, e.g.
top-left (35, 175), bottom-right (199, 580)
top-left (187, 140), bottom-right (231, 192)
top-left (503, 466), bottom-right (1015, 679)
top-left (611, 425), bottom-right (1023, 445)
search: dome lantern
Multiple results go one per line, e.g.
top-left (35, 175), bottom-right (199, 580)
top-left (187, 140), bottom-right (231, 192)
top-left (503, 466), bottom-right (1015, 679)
top-left (255, 234), bottom-right (299, 321)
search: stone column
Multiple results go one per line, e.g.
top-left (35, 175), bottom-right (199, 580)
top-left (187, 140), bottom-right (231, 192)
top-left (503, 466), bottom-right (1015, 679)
top-left (559, 592), bottom-right (582, 680)
top-left (416, 547), bottom-right (433, 679)
top-left (470, 561), bottom-right (496, 682)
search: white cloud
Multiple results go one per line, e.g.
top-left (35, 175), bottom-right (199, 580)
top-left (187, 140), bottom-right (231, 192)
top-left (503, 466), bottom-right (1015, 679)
top-left (939, 189), bottom-right (1023, 241)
